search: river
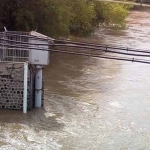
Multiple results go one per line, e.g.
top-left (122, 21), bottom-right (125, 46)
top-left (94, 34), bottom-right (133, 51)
top-left (0, 9), bottom-right (150, 150)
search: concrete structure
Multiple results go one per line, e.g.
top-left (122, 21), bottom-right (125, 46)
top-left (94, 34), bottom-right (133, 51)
top-left (0, 63), bottom-right (25, 109)
top-left (0, 31), bottom-right (54, 113)
top-left (0, 62), bottom-right (38, 110)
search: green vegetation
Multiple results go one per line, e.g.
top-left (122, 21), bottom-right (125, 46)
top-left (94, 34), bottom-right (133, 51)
top-left (0, 0), bottom-right (133, 37)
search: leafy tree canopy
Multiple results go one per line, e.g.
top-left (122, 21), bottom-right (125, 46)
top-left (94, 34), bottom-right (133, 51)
top-left (0, 0), bottom-right (132, 37)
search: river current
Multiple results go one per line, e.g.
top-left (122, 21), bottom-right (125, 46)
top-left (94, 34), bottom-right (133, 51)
top-left (0, 9), bottom-right (150, 150)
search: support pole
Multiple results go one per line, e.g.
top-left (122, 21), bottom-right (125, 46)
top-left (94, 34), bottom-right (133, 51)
top-left (23, 62), bottom-right (28, 113)
top-left (140, 0), bottom-right (143, 7)
top-left (35, 65), bottom-right (43, 107)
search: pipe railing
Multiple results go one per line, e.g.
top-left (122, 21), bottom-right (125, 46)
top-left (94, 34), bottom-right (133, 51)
top-left (0, 31), bottom-right (150, 65)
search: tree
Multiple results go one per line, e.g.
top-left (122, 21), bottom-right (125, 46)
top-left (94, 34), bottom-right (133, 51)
top-left (69, 0), bottom-right (96, 36)
top-left (0, 0), bottom-right (132, 37)
top-left (94, 1), bottom-right (129, 28)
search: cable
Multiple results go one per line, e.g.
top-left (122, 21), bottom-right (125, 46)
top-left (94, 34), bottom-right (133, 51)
top-left (1, 45), bottom-right (150, 64)
top-left (1, 35), bottom-right (150, 56)
top-left (54, 39), bottom-right (150, 54)
top-left (49, 48), bottom-right (150, 64)
top-left (1, 38), bottom-right (150, 58)
top-left (1, 32), bottom-right (150, 64)
top-left (53, 44), bottom-right (150, 57)
top-left (1, 41), bottom-right (150, 59)
top-left (0, 36), bottom-right (150, 56)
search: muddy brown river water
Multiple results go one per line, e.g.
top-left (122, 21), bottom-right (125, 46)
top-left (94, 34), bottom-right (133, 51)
top-left (1, 9), bottom-right (150, 150)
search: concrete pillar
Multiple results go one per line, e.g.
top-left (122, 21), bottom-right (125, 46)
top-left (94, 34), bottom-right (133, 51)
top-left (35, 65), bottom-right (43, 107)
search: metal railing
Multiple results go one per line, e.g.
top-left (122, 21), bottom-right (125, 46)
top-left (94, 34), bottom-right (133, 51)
top-left (0, 47), bottom-right (29, 62)
top-left (0, 31), bottom-right (53, 63)
top-left (0, 31), bottom-right (150, 65)
top-left (0, 32), bottom-right (29, 62)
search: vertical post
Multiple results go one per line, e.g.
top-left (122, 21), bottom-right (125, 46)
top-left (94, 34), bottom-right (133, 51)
top-left (140, 0), bottom-right (143, 6)
top-left (35, 65), bottom-right (43, 107)
top-left (23, 62), bottom-right (28, 113)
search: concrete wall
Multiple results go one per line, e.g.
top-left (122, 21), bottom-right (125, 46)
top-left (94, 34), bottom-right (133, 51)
top-left (0, 63), bottom-right (25, 109)
top-left (0, 62), bottom-right (44, 110)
